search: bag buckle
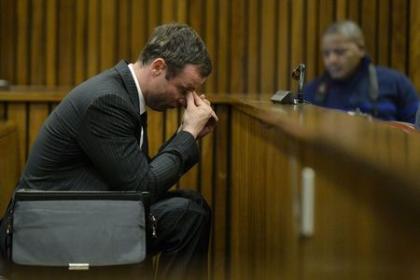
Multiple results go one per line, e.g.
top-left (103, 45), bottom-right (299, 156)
top-left (150, 214), bottom-right (158, 239)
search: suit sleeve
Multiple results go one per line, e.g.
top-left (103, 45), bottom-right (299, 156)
top-left (77, 94), bottom-right (199, 198)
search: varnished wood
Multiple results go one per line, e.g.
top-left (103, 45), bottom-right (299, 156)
top-left (391, 0), bottom-right (409, 73)
top-left (2, 88), bottom-right (420, 279)
top-left (0, 121), bottom-right (19, 215)
top-left (410, 0), bottom-right (420, 88)
top-left (261, 0), bottom-right (276, 94)
top-left (1, 0), bottom-right (419, 96)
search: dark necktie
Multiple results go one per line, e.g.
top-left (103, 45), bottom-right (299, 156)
top-left (140, 112), bottom-right (149, 156)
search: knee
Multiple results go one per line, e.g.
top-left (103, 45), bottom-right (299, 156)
top-left (184, 191), bottom-right (211, 219)
top-left (176, 194), bottom-right (211, 224)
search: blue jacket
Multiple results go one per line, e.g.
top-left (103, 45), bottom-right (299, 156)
top-left (304, 57), bottom-right (419, 123)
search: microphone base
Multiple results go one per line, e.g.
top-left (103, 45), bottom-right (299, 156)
top-left (271, 90), bottom-right (296, 104)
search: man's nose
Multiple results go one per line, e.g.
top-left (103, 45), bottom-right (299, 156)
top-left (326, 52), bottom-right (339, 64)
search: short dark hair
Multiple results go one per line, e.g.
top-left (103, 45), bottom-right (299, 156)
top-left (139, 23), bottom-right (212, 79)
top-left (324, 20), bottom-right (365, 48)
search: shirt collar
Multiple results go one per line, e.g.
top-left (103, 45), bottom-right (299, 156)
top-left (128, 63), bottom-right (146, 115)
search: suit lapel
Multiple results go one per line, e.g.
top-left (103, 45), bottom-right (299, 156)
top-left (114, 60), bottom-right (141, 115)
top-left (114, 60), bottom-right (144, 148)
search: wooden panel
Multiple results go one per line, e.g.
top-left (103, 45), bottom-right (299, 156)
top-left (377, 0), bottom-right (391, 66)
top-left (177, 0), bottom-right (187, 23)
top-left (100, 0), bottom-right (117, 70)
top-left (276, 0), bottom-right (290, 90)
top-left (16, 0), bottom-right (29, 85)
top-left (217, 0), bottom-right (229, 94)
top-left (204, 0), bottom-right (216, 94)
top-left (347, 0), bottom-right (360, 22)
top-left (2, 0), bottom-right (420, 93)
top-left (87, 0), bottom-right (100, 77)
top-left (2, 90), bottom-right (420, 279)
top-left (147, 0), bottom-right (160, 35)
top-left (300, 143), bottom-right (420, 279)
top-left (230, 108), bottom-right (298, 279)
top-left (75, 0), bottom-right (87, 84)
top-left (246, 0), bottom-right (260, 94)
top-left (117, 0), bottom-right (131, 59)
top-left (30, 0), bottom-right (45, 85)
top-left (45, 0), bottom-right (57, 86)
top-left (390, 0), bottom-right (408, 73)
top-left (130, 0), bottom-right (147, 61)
top-left (147, 110), bottom-right (164, 158)
top-left (411, 0), bottom-right (420, 89)
top-left (57, 0), bottom-right (75, 85)
top-left (187, 0), bottom-right (203, 31)
top-left (335, 0), bottom-right (348, 20)
top-left (210, 106), bottom-right (229, 280)
top-left (7, 103), bottom-right (27, 170)
top-left (0, 122), bottom-right (19, 215)
top-left (229, 0), bottom-right (245, 94)
top-left (0, 104), bottom-right (4, 120)
top-left (0, 0), bottom-right (16, 82)
top-left (361, 0), bottom-right (377, 61)
top-left (260, 0), bottom-right (276, 95)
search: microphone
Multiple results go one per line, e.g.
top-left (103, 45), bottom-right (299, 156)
top-left (292, 64), bottom-right (306, 103)
top-left (271, 64), bottom-right (307, 104)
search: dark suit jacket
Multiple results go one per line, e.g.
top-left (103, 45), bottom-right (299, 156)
top-left (18, 60), bottom-right (199, 197)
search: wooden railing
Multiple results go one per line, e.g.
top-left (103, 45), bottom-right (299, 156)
top-left (2, 87), bottom-right (420, 279)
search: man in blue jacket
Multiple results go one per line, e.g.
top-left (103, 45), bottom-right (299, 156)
top-left (304, 20), bottom-right (419, 123)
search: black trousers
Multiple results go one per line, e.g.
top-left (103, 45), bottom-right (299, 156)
top-left (147, 190), bottom-right (211, 280)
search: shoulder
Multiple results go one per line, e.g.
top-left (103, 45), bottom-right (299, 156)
top-left (69, 69), bottom-right (129, 106)
top-left (375, 65), bottom-right (411, 84)
top-left (375, 65), bottom-right (417, 92)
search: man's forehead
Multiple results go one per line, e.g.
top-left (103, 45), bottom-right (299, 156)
top-left (322, 34), bottom-right (356, 45)
top-left (178, 65), bottom-right (206, 86)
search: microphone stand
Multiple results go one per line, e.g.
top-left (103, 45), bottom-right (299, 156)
top-left (271, 63), bottom-right (306, 104)
top-left (293, 64), bottom-right (306, 104)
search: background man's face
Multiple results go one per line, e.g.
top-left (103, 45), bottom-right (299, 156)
top-left (321, 33), bottom-right (365, 80)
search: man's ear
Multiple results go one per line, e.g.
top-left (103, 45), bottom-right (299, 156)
top-left (150, 58), bottom-right (167, 76)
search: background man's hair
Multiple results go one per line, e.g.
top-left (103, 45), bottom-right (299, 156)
top-left (139, 23), bottom-right (212, 79)
top-left (324, 20), bottom-right (365, 48)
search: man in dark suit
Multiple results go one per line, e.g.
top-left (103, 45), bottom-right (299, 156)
top-left (1, 23), bottom-right (217, 279)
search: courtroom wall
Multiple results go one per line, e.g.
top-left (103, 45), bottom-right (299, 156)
top-left (0, 0), bottom-right (419, 94)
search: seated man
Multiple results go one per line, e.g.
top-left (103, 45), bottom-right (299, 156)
top-left (304, 20), bottom-right (419, 123)
top-left (0, 23), bottom-right (217, 280)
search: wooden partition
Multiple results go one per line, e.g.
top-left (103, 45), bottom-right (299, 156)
top-left (1, 0), bottom-right (420, 95)
top-left (2, 88), bottom-right (420, 279)
top-left (227, 96), bottom-right (420, 279)
top-left (0, 121), bottom-right (19, 215)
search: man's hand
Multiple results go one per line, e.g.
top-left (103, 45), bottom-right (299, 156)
top-left (181, 92), bottom-right (218, 139)
top-left (196, 94), bottom-right (218, 139)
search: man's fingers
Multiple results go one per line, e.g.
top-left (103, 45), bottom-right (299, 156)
top-left (210, 110), bottom-right (219, 122)
top-left (185, 91), bottom-right (195, 107)
top-left (192, 91), bottom-right (204, 105)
